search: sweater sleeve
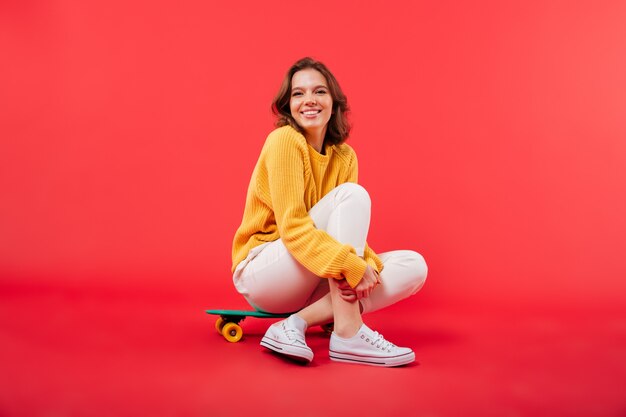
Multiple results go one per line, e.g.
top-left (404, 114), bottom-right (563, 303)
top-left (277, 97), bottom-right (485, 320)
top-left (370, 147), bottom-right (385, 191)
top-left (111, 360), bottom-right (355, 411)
top-left (264, 130), bottom-right (367, 288)
top-left (345, 148), bottom-right (384, 274)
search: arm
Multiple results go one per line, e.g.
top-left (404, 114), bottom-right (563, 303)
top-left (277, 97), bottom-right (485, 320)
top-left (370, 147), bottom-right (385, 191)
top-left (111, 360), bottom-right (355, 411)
top-left (344, 148), bottom-right (384, 275)
top-left (265, 129), bottom-right (368, 288)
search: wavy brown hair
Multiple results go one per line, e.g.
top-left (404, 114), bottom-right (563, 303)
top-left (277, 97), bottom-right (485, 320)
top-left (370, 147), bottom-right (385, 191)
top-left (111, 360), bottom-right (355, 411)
top-left (271, 57), bottom-right (351, 146)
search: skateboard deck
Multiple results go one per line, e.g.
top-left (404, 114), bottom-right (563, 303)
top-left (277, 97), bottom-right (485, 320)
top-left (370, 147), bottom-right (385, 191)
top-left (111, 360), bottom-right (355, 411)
top-left (206, 309), bottom-right (291, 343)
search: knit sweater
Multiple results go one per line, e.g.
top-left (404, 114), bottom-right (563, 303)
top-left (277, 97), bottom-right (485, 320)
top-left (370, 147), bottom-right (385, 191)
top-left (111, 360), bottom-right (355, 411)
top-left (231, 125), bottom-right (383, 288)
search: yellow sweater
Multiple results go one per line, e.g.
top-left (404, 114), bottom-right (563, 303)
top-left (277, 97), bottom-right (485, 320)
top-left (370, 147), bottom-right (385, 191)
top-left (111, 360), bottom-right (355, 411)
top-left (231, 125), bottom-right (383, 288)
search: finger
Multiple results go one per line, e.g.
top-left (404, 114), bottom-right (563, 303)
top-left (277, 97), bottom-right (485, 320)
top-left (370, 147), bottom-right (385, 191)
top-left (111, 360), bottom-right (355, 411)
top-left (340, 286), bottom-right (355, 296)
top-left (341, 290), bottom-right (355, 298)
top-left (338, 282), bottom-right (352, 291)
top-left (338, 279), bottom-right (353, 289)
top-left (341, 293), bottom-right (356, 302)
top-left (339, 293), bottom-right (351, 302)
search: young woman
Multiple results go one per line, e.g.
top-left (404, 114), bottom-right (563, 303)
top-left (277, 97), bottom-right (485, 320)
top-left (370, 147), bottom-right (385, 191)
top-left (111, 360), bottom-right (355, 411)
top-left (231, 57), bottom-right (427, 367)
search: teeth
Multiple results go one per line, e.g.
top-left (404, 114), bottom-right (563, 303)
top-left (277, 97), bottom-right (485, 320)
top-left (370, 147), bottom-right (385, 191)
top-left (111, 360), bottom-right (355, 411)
top-left (303, 110), bottom-right (319, 115)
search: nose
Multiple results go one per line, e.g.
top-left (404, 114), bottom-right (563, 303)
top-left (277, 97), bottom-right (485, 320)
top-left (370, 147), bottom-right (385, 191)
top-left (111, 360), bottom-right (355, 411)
top-left (304, 92), bottom-right (316, 105)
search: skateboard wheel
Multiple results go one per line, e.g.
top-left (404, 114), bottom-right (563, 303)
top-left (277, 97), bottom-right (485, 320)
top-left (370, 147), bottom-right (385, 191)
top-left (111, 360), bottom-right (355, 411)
top-left (222, 322), bottom-right (243, 343)
top-left (215, 317), bottom-right (225, 334)
top-left (321, 323), bottom-right (334, 335)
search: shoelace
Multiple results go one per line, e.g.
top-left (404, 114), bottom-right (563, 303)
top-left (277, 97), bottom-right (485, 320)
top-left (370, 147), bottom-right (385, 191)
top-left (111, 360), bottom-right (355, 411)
top-left (370, 331), bottom-right (395, 351)
top-left (282, 323), bottom-right (306, 346)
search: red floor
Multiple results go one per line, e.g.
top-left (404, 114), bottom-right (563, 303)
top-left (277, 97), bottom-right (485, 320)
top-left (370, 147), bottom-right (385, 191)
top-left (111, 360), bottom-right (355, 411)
top-left (1, 280), bottom-right (625, 417)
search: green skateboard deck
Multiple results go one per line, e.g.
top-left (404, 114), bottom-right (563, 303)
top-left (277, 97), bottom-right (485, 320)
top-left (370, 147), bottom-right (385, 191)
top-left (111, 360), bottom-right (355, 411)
top-left (206, 309), bottom-right (291, 319)
top-left (206, 309), bottom-right (292, 342)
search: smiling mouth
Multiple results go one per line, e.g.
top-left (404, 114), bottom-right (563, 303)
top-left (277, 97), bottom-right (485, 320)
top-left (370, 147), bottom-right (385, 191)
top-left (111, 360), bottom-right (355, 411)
top-left (301, 110), bottom-right (321, 116)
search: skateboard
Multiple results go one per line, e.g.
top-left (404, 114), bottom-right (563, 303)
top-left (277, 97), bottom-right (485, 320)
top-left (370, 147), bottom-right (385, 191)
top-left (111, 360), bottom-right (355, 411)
top-left (206, 309), bottom-right (291, 343)
top-left (206, 309), bottom-right (335, 342)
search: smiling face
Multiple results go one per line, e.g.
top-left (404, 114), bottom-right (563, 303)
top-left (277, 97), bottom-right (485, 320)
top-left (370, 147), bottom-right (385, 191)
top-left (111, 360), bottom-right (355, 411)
top-left (289, 68), bottom-right (333, 142)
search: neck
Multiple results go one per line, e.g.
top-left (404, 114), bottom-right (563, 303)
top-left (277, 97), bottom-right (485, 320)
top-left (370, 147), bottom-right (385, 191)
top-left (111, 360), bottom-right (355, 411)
top-left (304, 128), bottom-right (326, 154)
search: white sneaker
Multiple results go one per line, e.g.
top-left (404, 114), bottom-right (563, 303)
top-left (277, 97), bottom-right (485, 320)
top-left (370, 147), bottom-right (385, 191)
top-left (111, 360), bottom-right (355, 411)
top-left (260, 315), bottom-right (313, 363)
top-left (329, 324), bottom-right (415, 367)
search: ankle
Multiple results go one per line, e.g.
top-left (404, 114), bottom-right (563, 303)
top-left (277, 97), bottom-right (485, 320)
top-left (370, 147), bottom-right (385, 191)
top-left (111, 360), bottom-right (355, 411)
top-left (333, 321), bottom-right (363, 339)
top-left (289, 314), bottom-right (308, 332)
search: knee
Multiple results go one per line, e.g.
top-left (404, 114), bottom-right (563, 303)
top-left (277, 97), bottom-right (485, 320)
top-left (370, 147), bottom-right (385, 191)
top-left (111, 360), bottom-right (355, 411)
top-left (401, 250), bottom-right (428, 295)
top-left (336, 182), bottom-right (371, 208)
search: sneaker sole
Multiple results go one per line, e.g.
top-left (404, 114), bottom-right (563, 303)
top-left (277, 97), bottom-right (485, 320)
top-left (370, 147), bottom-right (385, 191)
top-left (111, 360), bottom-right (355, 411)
top-left (260, 336), bottom-right (314, 363)
top-left (329, 350), bottom-right (415, 367)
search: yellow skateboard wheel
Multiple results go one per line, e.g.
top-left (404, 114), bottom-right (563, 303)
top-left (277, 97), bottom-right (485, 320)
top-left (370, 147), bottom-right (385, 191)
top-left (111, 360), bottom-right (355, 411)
top-left (321, 323), bottom-right (334, 335)
top-left (222, 322), bottom-right (243, 343)
top-left (215, 317), bottom-right (225, 334)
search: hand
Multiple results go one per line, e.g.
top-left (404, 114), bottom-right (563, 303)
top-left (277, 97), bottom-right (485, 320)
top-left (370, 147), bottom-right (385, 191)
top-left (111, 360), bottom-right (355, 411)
top-left (353, 265), bottom-right (382, 300)
top-left (336, 279), bottom-right (357, 302)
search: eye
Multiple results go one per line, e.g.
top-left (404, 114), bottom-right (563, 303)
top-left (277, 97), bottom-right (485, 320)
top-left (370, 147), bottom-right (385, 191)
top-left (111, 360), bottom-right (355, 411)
top-left (291, 91), bottom-right (303, 97)
top-left (316, 89), bottom-right (328, 95)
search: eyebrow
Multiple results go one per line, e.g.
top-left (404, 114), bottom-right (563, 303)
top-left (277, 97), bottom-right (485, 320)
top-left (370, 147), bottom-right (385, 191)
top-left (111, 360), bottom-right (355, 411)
top-left (291, 84), bottom-right (329, 91)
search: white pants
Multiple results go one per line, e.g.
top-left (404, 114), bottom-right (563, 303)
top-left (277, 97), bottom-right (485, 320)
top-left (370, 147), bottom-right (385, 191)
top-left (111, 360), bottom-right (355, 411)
top-left (233, 183), bottom-right (428, 314)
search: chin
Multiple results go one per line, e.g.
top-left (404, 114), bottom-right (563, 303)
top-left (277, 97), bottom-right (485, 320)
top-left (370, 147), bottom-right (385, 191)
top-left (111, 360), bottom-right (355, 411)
top-left (302, 122), bottom-right (323, 129)
top-left (299, 118), bottom-right (328, 129)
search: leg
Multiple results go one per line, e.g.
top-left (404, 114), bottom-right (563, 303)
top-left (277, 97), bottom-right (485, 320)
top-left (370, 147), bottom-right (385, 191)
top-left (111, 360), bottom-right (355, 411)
top-left (307, 182), bottom-right (371, 257)
top-left (327, 277), bottom-right (363, 337)
top-left (233, 238), bottom-right (322, 313)
top-left (358, 250), bottom-right (428, 314)
top-left (296, 292), bottom-right (333, 326)
top-left (234, 182), bottom-right (371, 314)
top-left (296, 278), bottom-right (363, 336)
top-left (298, 183), bottom-right (370, 336)
top-left (298, 250), bottom-right (427, 329)
top-left (274, 241), bottom-right (427, 367)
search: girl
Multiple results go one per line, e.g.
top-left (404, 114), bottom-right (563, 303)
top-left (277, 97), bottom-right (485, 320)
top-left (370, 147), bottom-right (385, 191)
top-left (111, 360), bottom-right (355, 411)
top-left (231, 57), bottom-right (427, 367)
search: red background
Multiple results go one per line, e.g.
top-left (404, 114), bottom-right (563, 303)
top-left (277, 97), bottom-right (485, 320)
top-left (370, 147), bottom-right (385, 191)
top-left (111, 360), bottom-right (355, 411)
top-left (1, 0), bottom-right (625, 416)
